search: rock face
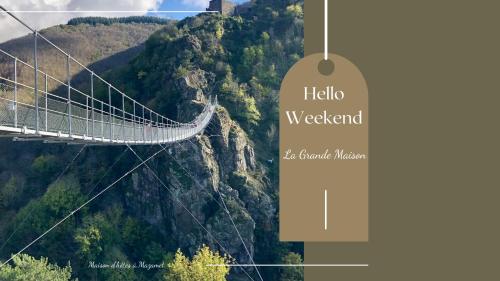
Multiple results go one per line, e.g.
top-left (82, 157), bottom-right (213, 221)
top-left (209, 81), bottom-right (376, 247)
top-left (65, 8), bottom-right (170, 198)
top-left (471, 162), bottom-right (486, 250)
top-left (126, 69), bottom-right (274, 272)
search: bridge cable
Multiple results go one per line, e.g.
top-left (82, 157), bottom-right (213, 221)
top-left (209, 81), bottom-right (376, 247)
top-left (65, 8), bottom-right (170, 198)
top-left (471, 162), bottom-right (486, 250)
top-left (157, 142), bottom-right (225, 210)
top-left (161, 141), bottom-right (265, 281)
top-left (170, 140), bottom-right (265, 281)
top-left (0, 144), bottom-right (87, 253)
top-left (0, 146), bottom-right (166, 267)
top-left (214, 186), bottom-right (265, 281)
top-left (83, 146), bottom-right (130, 198)
top-left (126, 144), bottom-right (256, 281)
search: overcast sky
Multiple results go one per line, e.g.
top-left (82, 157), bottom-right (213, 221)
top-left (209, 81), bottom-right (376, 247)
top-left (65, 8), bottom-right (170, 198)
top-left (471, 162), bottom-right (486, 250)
top-left (0, 0), bottom-right (246, 43)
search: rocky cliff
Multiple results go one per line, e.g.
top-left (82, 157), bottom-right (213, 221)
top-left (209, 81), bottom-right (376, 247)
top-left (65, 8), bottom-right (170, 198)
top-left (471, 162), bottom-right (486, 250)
top-left (126, 69), bottom-right (275, 271)
top-left (0, 3), bottom-right (304, 279)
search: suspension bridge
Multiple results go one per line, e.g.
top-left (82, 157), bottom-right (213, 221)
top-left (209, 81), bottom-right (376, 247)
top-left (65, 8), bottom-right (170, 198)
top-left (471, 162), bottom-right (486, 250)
top-left (0, 6), bottom-right (266, 281)
top-left (0, 7), bottom-right (216, 145)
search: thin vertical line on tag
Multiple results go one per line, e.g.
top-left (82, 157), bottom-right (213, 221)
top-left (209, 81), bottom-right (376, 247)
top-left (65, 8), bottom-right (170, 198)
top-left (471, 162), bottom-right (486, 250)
top-left (324, 0), bottom-right (328, 60)
top-left (324, 189), bottom-right (328, 230)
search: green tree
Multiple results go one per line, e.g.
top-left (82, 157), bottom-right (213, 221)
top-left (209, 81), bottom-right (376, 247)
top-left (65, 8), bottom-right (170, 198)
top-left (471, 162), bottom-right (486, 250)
top-left (100, 247), bottom-right (137, 281)
top-left (0, 176), bottom-right (26, 209)
top-left (219, 75), bottom-right (261, 128)
top-left (40, 176), bottom-right (86, 220)
top-left (73, 207), bottom-right (129, 280)
top-left (67, 16), bottom-right (169, 26)
top-left (261, 31), bottom-right (270, 42)
top-left (165, 246), bottom-right (230, 281)
top-left (74, 206), bottom-right (124, 262)
top-left (7, 176), bottom-right (85, 261)
top-left (240, 45), bottom-right (265, 79)
top-left (285, 4), bottom-right (304, 18)
top-left (215, 22), bottom-right (225, 39)
top-left (31, 154), bottom-right (61, 180)
top-left (122, 217), bottom-right (155, 260)
top-left (0, 254), bottom-right (72, 281)
top-left (280, 252), bottom-right (304, 281)
top-left (75, 225), bottom-right (103, 261)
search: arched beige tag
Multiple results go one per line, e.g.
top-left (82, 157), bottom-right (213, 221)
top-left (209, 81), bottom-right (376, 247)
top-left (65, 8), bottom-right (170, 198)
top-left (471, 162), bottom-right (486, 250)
top-left (280, 53), bottom-right (368, 242)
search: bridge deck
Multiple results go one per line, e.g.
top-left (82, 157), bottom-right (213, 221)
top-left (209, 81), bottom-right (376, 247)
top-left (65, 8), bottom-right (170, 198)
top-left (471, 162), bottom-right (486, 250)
top-left (0, 31), bottom-right (216, 145)
top-left (0, 88), bottom-right (215, 145)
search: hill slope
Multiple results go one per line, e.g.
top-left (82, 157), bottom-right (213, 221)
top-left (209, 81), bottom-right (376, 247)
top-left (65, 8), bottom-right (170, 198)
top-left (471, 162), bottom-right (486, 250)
top-left (0, 19), bottom-right (169, 93)
top-left (0, 2), bottom-right (304, 280)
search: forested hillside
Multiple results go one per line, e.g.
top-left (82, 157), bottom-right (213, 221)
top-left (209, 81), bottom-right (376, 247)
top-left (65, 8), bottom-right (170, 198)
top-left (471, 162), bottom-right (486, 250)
top-left (0, 17), bottom-right (169, 93)
top-left (67, 16), bottom-right (170, 26)
top-left (0, 1), bottom-right (304, 280)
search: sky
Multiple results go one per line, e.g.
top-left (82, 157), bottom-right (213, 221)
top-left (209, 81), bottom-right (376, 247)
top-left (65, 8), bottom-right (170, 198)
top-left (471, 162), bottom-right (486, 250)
top-left (0, 0), bottom-right (247, 43)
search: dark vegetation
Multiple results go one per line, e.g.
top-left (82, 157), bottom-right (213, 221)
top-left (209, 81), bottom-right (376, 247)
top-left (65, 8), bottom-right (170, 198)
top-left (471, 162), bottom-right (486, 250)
top-left (0, 0), bottom-right (304, 280)
top-left (68, 16), bottom-right (171, 26)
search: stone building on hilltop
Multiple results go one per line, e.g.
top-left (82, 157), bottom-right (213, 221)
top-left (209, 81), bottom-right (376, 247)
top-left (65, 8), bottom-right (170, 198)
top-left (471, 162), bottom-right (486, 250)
top-left (206, 0), bottom-right (236, 15)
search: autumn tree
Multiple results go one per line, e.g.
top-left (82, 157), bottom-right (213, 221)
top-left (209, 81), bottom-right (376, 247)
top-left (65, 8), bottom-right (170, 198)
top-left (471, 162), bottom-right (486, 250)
top-left (280, 252), bottom-right (304, 281)
top-left (0, 254), bottom-right (72, 281)
top-left (165, 246), bottom-right (230, 281)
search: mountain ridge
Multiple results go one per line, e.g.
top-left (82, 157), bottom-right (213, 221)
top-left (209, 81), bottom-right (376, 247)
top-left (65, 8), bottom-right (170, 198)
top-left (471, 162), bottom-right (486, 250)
top-left (0, 1), bottom-right (305, 280)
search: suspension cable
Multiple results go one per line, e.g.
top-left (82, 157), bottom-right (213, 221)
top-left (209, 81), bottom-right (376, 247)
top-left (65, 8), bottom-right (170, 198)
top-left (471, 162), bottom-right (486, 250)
top-left (215, 188), bottom-right (265, 281)
top-left (126, 144), bottom-right (256, 281)
top-left (83, 147), bottom-right (130, 198)
top-left (161, 143), bottom-right (224, 209)
top-left (0, 146), bottom-right (165, 267)
top-left (160, 141), bottom-right (265, 281)
top-left (0, 144), bottom-right (87, 253)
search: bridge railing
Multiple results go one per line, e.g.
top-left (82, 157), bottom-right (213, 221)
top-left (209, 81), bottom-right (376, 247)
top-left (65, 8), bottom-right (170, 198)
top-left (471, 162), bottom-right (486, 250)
top-left (0, 6), bottom-right (217, 144)
top-left (1, 9), bottom-right (176, 117)
top-left (0, 47), bottom-right (216, 144)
